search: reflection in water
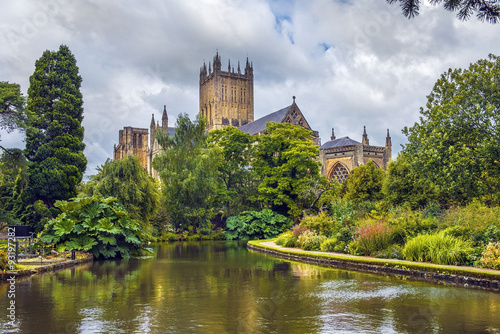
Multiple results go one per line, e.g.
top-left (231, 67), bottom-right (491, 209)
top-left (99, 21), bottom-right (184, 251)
top-left (0, 241), bottom-right (499, 333)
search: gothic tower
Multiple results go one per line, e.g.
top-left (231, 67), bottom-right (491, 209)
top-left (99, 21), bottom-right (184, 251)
top-left (199, 52), bottom-right (254, 132)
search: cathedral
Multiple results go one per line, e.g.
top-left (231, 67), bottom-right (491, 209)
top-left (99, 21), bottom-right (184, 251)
top-left (113, 52), bottom-right (392, 183)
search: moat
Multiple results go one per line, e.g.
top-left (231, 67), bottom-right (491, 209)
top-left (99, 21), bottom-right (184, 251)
top-left (1, 241), bottom-right (500, 333)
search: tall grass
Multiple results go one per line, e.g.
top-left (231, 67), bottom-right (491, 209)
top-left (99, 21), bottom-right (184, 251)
top-left (352, 220), bottom-right (392, 256)
top-left (403, 231), bottom-right (473, 265)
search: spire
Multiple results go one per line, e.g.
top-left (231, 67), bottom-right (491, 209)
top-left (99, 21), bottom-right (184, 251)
top-left (237, 60), bottom-right (241, 74)
top-left (331, 128), bottom-right (335, 140)
top-left (228, 59), bottom-right (231, 72)
top-left (150, 113), bottom-right (155, 149)
top-left (292, 96), bottom-right (296, 105)
top-left (362, 126), bottom-right (369, 145)
top-left (162, 105), bottom-right (168, 131)
top-left (150, 113), bottom-right (155, 127)
top-left (213, 51), bottom-right (221, 71)
top-left (385, 129), bottom-right (392, 148)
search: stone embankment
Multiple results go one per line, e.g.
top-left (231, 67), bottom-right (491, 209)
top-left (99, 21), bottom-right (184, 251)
top-left (248, 240), bottom-right (500, 292)
top-left (0, 256), bottom-right (93, 280)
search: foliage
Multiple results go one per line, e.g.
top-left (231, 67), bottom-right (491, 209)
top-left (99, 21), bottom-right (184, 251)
top-left (352, 220), bottom-right (393, 256)
top-left (0, 149), bottom-right (28, 225)
top-left (207, 126), bottom-right (259, 217)
top-left (383, 153), bottom-right (438, 209)
top-left (83, 156), bottom-right (159, 238)
top-left (341, 160), bottom-right (385, 203)
top-left (402, 54), bottom-right (500, 206)
top-left (23, 45), bottom-right (87, 222)
top-left (480, 242), bottom-right (500, 269)
top-left (0, 81), bottom-right (25, 142)
top-left (153, 113), bottom-right (221, 232)
top-left (39, 196), bottom-right (150, 259)
top-left (292, 225), bottom-right (309, 238)
top-left (253, 122), bottom-right (322, 218)
top-left (0, 249), bottom-right (7, 271)
top-left (373, 244), bottom-right (404, 260)
top-left (299, 211), bottom-right (341, 237)
top-left (297, 230), bottom-right (326, 251)
top-left (320, 237), bottom-right (347, 253)
top-left (275, 231), bottom-right (298, 248)
top-left (387, 0), bottom-right (500, 23)
top-left (387, 208), bottom-right (439, 245)
top-left (403, 231), bottom-right (474, 265)
top-left (225, 209), bottom-right (293, 240)
top-left (322, 198), bottom-right (357, 226)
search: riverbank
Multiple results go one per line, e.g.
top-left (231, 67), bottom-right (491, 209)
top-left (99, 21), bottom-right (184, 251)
top-left (248, 239), bottom-right (500, 292)
top-left (0, 255), bottom-right (93, 281)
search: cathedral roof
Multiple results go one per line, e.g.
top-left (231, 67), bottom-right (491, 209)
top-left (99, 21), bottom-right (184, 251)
top-left (238, 105), bottom-right (291, 135)
top-left (320, 136), bottom-right (360, 149)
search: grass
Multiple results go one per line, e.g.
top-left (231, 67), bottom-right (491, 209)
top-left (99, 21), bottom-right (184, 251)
top-left (248, 239), bottom-right (500, 281)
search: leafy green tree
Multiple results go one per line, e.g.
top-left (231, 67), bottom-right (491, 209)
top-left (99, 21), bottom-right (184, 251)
top-left (387, 0), bottom-right (500, 23)
top-left (83, 156), bottom-right (160, 238)
top-left (153, 113), bottom-right (220, 232)
top-left (206, 126), bottom-right (258, 217)
top-left (0, 81), bottom-right (25, 147)
top-left (383, 153), bottom-right (438, 209)
top-left (39, 196), bottom-right (151, 259)
top-left (252, 122), bottom-right (322, 219)
top-left (0, 148), bottom-right (27, 225)
top-left (341, 160), bottom-right (385, 203)
top-left (402, 54), bottom-right (500, 205)
top-left (225, 209), bottom-right (292, 240)
top-left (23, 45), bottom-right (87, 220)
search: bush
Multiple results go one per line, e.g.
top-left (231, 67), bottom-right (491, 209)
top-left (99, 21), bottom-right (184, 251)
top-left (373, 244), bottom-right (404, 260)
top-left (225, 209), bottom-right (293, 240)
top-left (39, 196), bottom-right (151, 259)
top-left (403, 231), bottom-right (474, 265)
top-left (388, 208), bottom-right (439, 245)
top-left (480, 242), bottom-right (500, 269)
top-left (275, 231), bottom-right (297, 248)
top-left (297, 230), bottom-right (326, 251)
top-left (0, 250), bottom-right (7, 271)
top-left (299, 211), bottom-right (341, 236)
top-left (319, 238), bottom-right (346, 252)
top-left (352, 220), bottom-right (392, 256)
top-left (292, 225), bottom-right (309, 238)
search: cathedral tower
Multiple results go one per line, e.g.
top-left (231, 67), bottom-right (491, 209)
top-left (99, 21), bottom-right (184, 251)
top-left (199, 52), bottom-right (254, 132)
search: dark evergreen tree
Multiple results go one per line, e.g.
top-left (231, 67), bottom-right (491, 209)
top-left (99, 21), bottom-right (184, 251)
top-left (24, 45), bottom-right (86, 223)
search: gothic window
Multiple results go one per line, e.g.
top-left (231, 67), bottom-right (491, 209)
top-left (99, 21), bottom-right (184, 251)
top-left (138, 135), bottom-right (142, 147)
top-left (329, 162), bottom-right (349, 184)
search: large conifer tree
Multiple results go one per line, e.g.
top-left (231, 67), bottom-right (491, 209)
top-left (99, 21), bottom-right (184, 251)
top-left (24, 45), bottom-right (86, 212)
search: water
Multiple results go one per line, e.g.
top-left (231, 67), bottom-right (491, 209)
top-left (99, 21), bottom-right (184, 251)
top-left (1, 241), bottom-right (499, 333)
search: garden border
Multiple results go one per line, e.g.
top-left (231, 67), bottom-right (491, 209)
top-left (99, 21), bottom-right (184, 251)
top-left (0, 255), bottom-right (93, 281)
top-left (247, 239), bottom-right (500, 292)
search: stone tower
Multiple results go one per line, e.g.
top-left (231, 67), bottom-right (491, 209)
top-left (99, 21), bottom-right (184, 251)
top-left (199, 52), bottom-right (254, 132)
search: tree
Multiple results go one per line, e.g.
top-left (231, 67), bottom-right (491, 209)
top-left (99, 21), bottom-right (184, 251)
top-left (252, 122), bottom-right (322, 219)
top-left (23, 45), bottom-right (87, 219)
top-left (382, 153), bottom-right (438, 209)
top-left (0, 148), bottom-right (27, 225)
top-left (153, 113), bottom-right (220, 232)
top-left (0, 81), bottom-right (25, 149)
top-left (206, 126), bottom-right (258, 217)
top-left (387, 0), bottom-right (500, 23)
top-left (341, 160), bottom-right (385, 203)
top-left (402, 54), bottom-right (500, 205)
top-left (83, 156), bottom-right (160, 238)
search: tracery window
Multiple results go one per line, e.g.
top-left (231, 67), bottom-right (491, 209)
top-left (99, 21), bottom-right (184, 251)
top-left (330, 163), bottom-right (349, 184)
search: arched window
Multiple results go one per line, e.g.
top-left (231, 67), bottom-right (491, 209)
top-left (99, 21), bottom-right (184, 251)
top-left (329, 162), bottom-right (349, 184)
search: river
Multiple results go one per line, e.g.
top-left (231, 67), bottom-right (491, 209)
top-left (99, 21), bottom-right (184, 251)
top-left (1, 241), bottom-right (499, 333)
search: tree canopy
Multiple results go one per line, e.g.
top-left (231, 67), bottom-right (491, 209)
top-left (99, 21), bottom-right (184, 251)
top-left (0, 81), bottom-right (25, 147)
top-left (402, 54), bottom-right (500, 205)
top-left (253, 122), bottom-right (322, 219)
top-left (83, 156), bottom-right (160, 238)
top-left (23, 45), bottom-right (87, 216)
top-left (387, 0), bottom-right (500, 23)
top-left (341, 160), bottom-right (385, 203)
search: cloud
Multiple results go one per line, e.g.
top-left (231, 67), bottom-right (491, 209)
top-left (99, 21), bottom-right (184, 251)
top-left (1, 0), bottom-right (499, 175)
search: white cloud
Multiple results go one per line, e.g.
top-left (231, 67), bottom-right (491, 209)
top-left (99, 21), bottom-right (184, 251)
top-left (1, 0), bottom-right (499, 174)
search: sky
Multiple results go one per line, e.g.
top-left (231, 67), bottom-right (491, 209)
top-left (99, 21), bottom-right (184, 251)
top-left (1, 0), bottom-right (499, 177)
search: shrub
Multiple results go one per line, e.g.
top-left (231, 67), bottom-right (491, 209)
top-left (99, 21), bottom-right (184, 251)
top-left (480, 242), bottom-right (500, 269)
top-left (352, 220), bottom-right (392, 256)
top-left (292, 225), bottom-right (309, 238)
top-left (403, 231), bottom-right (474, 265)
top-left (299, 211), bottom-right (341, 236)
top-left (297, 230), bottom-right (326, 251)
top-left (225, 209), bottom-right (293, 240)
top-left (39, 196), bottom-right (151, 259)
top-left (0, 250), bottom-right (8, 271)
top-left (373, 244), bottom-right (404, 260)
top-left (388, 209), bottom-right (439, 245)
top-left (275, 231), bottom-right (297, 248)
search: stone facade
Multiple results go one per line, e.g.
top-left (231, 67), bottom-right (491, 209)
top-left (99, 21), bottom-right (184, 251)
top-left (319, 127), bottom-right (392, 183)
top-left (200, 52), bottom-right (254, 132)
top-left (114, 105), bottom-right (174, 178)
